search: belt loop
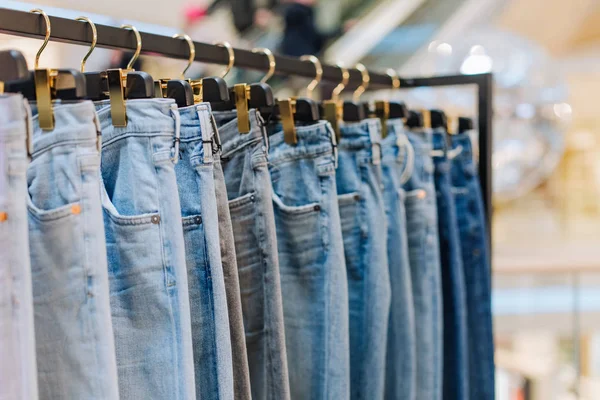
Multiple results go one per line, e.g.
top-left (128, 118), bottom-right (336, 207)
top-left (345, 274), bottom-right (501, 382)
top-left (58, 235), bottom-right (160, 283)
top-left (328, 123), bottom-right (338, 168)
top-left (22, 98), bottom-right (34, 159)
top-left (170, 103), bottom-right (181, 164)
top-left (398, 133), bottom-right (415, 185)
top-left (256, 111), bottom-right (270, 156)
top-left (92, 110), bottom-right (103, 153)
top-left (368, 119), bottom-right (381, 165)
top-left (196, 104), bottom-right (214, 164)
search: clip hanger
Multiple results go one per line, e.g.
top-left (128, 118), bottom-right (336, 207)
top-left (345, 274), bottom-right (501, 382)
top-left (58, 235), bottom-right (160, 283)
top-left (300, 55), bottom-right (323, 100)
top-left (252, 47), bottom-right (276, 84)
top-left (153, 34), bottom-right (194, 107)
top-left (30, 9), bottom-right (54, 130)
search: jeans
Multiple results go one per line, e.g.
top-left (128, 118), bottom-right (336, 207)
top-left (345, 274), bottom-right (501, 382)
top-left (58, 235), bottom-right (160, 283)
top-left (402, 129), bottom-right (443, 400)
top-left (268, 120), bottom-right (350, 400)
top-left (175, 103), bottom-right (234, 399)
top-left (97, 99), bottom-right (196, 400)
top-left (215, 109), bottom-right (290, 400)
top-left (450, 132), bottom-right (495, 400)
top-left (381, 119), bottom-right (416, 400)
top-left (0, 94), bottom-right (38, 400)
top-left (432, 129), bottom-right (469, 400)
top-left (338, 119), bottom-right (390, 400)
top-left (27, 101), bottom-right (119, 399)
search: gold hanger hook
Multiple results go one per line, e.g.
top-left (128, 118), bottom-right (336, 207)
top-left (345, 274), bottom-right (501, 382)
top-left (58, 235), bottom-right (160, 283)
top-left (252, 47), bottom-right (276, 84)
top-left (332, 62), bottom-right (349, 101)
top-left (214, 41), bottom-right (235, 78)
top-left (75, 17), bottom-right (97, 73)
top-left (30, 9), bottom-right (51, 69)
top-left (352, 63), bottom-right (370, 102)
top-left (386, 68), bottom-right (400, 89)
top-left (300, 55), bottom-right (323, 99)
top-left (173, 34), bottom-right (195, 78)
top-left (121, 24), bottom-right (142, 70)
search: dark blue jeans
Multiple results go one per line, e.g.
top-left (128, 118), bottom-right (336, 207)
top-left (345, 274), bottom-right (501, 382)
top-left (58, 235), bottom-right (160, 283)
top-left (432, 130), bottom-right (468, 400)
top-left (450, 133), bottom-right (495, 400)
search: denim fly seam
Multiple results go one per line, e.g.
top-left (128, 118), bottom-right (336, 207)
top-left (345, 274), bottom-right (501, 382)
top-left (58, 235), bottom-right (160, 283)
top-left (0, 94), bottom-right (39, 400)
top-left (27, 100), bottom-right (119, 399)
top-left (450, 132), bottom-right (495, 400)
top-left (432, 129), bottom-right (469, 400)
top-left (402, 129), bottom-right (443, 400)
top-left (380, 118), bottom-right (416, 400)
top-left (216, 109), bottom-right (291, 400)
top-left (176, 103), bottom-right (234, 400)
top-left (211, 115), bottom-right (253, 400)
top-left (97, 98), bottom-right (196, 400)
top-left (337, 118), bottom-right (390, 400)
top-left (268, 120), bottom-right (350, 400)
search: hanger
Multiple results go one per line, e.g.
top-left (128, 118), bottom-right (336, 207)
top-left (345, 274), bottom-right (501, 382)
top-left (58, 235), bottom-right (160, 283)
top-left (406, 110), bottom-right (424, 129)
top-left (458, 116), bottom-right (473, 134)
top-left (321, 62), bottom-right (348, 142)
top-left (154, 34), bottom-right (194, 107)
top-left (189, 41), bottom-right (231, 104)
top-left (212, 47), bottom-right (276, 133)
top-left (342, 63), bottom-right (368, 122)
top-left (5, 9), bottom-right (86, 130)
top-left (385, 69), bottom-right (408, 119)
top-left (0, 49), bottom-right (28, 93)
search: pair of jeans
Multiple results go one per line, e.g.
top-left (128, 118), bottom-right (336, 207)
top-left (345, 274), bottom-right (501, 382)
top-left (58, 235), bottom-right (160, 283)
top-left (27, 101), bottom-right (119, 399)
top-left (0, 94), bottom-right (38, 400)
top-left (432, 129), bottom-right (469, 400)
top-left (381, 119), bottom-right (416, 400)
top-left (268, 120), bottom-right (350, 399)
top-left (450, 132), bottom-right (495, 400)
top-left (215, 109), bottom-right (290, 400)
top-left (175, 103), bottom-right (235, 399)
top-left (338, 119), bottom-right (390, 400)
top-left (402, 129), bottom-right (443, 400)
top-left (97, 99), bottom-right (196, 400)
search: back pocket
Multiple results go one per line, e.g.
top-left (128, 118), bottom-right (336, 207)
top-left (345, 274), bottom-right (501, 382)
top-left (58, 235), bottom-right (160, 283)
top-left (272, 191), bottom-right (324, 276)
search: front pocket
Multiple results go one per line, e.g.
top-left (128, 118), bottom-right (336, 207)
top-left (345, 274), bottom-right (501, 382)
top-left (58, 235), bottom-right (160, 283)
top-left (272, 192), bottom-right (324, 276)
top-left (100, 180), bottom-right (160, 226)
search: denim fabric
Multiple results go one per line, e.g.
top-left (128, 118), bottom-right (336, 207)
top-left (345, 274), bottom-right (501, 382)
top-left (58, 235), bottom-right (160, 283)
top-left (212, 120), bottom-right (253, 400)
top-left (268, 120), bottom-right (350, 400)
top-left (214, 109), bottom-right (290, 400)
top-left (27, 101), bottom-right (119, 399)
top-left (175, 103), bottom-right (234, 399)
top-left (450, 132), bottom-right (495, 400)
top-left (338, 118), bottom-right (390, 400)
top-left (432, 129), bottom-right (469, 400)
top-left (381, 119), bottom-right (416, 400)
top-left (0, 94), bottom-right (38, 400)
top-left (402, 129), bottom-right (443, 400)
top-left (97, 99), bottom-right (196, 400)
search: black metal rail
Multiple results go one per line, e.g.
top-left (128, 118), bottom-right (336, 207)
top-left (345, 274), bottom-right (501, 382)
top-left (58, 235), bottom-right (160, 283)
top-left (0, 6), bottom-right (493, 244)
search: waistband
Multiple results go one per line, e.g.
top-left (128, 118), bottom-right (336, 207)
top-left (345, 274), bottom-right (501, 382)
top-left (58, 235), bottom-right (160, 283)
top-left (30, 100), bottom-right (100, 157)
top-left (406, 129), bottom-right (432, 156)
top-left (431, 128), bottom-right (449, 155)
top-left (339, 118), bottom-right (381, 146)
top-left (213, 109), bottom-right (265, 155)
top-left (269, 119), bottom-right (335, 148)
top-left (0, 94), bottom-right (30, 143)
top-left (451, 132), bottom-right (474, 164)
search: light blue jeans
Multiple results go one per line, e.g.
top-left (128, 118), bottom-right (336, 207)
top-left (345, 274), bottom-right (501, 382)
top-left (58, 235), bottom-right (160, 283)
top-left (451, 132), bottom-right (495, 400)
top-left (402, 129), bottom-right (443, 400)
top-left (381, 119), bottom-right (416, 400)
top-left (28, 101), bottom-right (119, 399)
top-left (338, 119), bottom-right (390, 400)
top-left (268, 120), bottom-right (350, 400)
top-left (215, 109), bottom-right (291, 400)
top-left (0, 94), bottom-right (38, 400)
top-left (175, 103), bottom-right (234, 399)
top-left (97, 99), bottom-right (196, 400)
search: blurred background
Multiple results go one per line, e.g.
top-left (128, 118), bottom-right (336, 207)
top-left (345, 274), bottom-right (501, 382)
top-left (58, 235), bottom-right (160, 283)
top-left (2, 0), bottom-right (600, 398)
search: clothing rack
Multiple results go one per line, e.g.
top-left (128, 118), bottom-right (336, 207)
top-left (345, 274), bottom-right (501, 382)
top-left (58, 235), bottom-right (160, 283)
top-left (0, 6), bottom-right (493, 243)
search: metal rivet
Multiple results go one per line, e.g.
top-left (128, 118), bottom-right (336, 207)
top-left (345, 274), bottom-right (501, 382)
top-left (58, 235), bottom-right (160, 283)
top-left (195, 216), bottom-right (202, 224)
top-left (417, 190), bottom-right (427, 199)
top-left (250, 195), bottom-right (256, 202)
top-left (314, 205), bottom-right (321, 211)
top-left (71, 204), bottom-right (81, 215)
top-left (353, 194), bottom-right (360, 201)
top-left (151, 215), bottom-right (161, 224)
top-left (0, 212), bottom-right (7, 222)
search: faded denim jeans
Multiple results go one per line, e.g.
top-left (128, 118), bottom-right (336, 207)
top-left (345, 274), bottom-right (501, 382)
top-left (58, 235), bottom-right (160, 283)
top-left (0, 94), bottom-right (38, 400)
top-left (28, 101), bottom-right (119, 399)
top-left (338, 119), bottom-right (390, 400)
top-left (268, 120), bottom-right (350, 400)
top-left (450, 132), bottom-right (495, 400)
top-left (432, 129), bottom-right (469, 400)
top-left (214, 109), bottom-right (290, 400)
top-left (175, 103), bottom-right (234, 399)
top-left (402, 129), bottom-right (443, 400)
top-left (97, 99), bottom-right (196, 400)
top-left (381, 119), bottom-right (416, 400)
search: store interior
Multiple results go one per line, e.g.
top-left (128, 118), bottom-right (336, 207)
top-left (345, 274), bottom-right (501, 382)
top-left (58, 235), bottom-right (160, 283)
top-left (2, 0), bottom-right (600, 399)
